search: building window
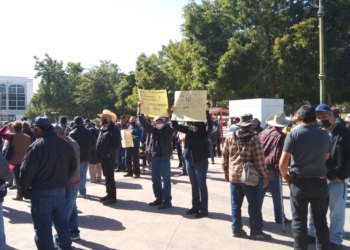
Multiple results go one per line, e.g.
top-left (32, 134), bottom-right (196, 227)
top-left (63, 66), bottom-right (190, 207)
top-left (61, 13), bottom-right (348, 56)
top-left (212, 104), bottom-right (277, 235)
top-left (0, 84), bottom-right (6, 110)
top-left (8, 85), bottom-right (25, 110)
top-left (8, 115), bottom-right (16, 121)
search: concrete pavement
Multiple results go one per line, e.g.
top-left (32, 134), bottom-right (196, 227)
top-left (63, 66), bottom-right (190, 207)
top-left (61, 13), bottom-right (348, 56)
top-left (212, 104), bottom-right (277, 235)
top-left (4, 154), bottom-right (350, 250)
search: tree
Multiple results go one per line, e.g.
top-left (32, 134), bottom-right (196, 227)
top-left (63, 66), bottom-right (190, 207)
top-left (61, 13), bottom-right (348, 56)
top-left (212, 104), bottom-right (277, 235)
top-left (115, 72), bottom-right (136, 116)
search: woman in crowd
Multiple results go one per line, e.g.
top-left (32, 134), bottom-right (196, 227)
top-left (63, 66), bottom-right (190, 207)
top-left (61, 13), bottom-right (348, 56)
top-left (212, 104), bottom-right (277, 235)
top-left (0, 121), bottom-right (31, 200)
top-left (171, 105), bottom-right (213, 218)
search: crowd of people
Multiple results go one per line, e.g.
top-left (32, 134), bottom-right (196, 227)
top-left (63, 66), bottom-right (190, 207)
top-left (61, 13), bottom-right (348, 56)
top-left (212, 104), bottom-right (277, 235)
top-left (0, 103), bottom-right (348, 250)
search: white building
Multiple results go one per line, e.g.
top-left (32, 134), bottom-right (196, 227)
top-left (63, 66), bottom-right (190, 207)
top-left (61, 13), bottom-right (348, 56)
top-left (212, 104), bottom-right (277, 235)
top-left (0, 76), bottom-right (34, 121)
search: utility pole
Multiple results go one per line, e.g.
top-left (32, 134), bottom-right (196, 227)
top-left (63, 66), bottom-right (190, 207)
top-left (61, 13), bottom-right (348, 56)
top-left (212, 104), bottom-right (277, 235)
top-left (318, 0), bottom-right (326, 104)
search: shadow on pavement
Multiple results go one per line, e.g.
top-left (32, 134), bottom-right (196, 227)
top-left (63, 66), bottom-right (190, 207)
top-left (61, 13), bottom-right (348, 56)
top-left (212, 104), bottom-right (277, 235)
top-left (3, 206), bottom-right (32, 224)
top-left (79, 215), bottom-right (125, 231)
top-left (73, 239), bottom-right (117, 250)
top-left (116, 182), bottom-right (143, 190)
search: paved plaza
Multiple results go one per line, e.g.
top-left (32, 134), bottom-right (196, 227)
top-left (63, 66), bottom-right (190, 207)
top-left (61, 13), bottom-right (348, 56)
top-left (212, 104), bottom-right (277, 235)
top-left (4, 154), bottom-right (350, 250)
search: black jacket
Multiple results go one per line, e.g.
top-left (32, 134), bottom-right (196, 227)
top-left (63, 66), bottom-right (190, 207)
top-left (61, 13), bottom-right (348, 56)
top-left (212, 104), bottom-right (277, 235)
top-left (96, 122), bottom-right (121, 161)
top-left (139, 113), bottom-right (173, 159)
top-left (20, 132), bottom-right (77, 199)
top-left (69, 125), bottom-right (96, 162)
top-left (172, 111), bottom-right (213, 163)
top-left (327, 124), bottom-right (350, 181)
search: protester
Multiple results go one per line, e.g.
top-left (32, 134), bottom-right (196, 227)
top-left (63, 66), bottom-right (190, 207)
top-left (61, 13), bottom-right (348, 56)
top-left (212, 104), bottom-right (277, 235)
top-left (93, 118), bottom-right (101, 132)
top-left (252, 118), bottom-right (263, 134)
top-left (0, 152), bottom-right (10, 249)
top-left (212, 116), bottom-right (222, 158)
top-left (331, 107), bottom-right (346, 127)
top-left (85, 118), bottom-right (94, 129)
top-left (60, 116), bottom-right (71, 136)
top-left (172, 105), bottom-right (213, 218)
top-left (258, 112), bottom-right (291, 224)
top-left (88, 126), bottom-right (102, 183)
top-left (0, 121), bottom-right (31, 200)
top-left (115, 122), bottom-right (126, 172)
top-left (229, 117), bottom-right (240, 131)
top-left (279, 105), bottom-right (331, 250)
top-left (345, 114), bottom-right (350, 129)
top-left (69, 116), bottom-right (96, 198)
top-left (222, 114), bottom-right (270, 240)
top-left (176, 130), bottom-right (187, 176)
top-left (138, 103), bottom-right (173, 209)
top-left (20, 116), bottom-right (77, 250)
top-left (96, 109), bottom-right (121, 205)
top-left (124, 116), bottom-right (142, 178)
top-left (306, 104), bottom-right (350, 249)
top-left (53, 124), bottom-right (81, 242)
top-left (22, 121), bottom-right (36, 143)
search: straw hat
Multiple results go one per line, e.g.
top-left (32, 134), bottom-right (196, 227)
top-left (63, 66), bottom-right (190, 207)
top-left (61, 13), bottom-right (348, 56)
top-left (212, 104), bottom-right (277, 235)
top-left (97, 109), bottom-right (117, 122)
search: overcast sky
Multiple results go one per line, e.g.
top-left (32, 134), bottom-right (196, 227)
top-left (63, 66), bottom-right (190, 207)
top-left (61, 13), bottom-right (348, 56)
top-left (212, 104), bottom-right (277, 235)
top-left (0, 0), bottom-right (193, 92)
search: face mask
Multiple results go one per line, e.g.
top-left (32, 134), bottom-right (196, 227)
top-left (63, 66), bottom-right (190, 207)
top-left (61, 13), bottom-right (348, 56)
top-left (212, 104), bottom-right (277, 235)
top-left (155, 124), bottom-right (164, 130)
top-left (102, 119), bottom-right (108, 125)
top-left (130, 122), bottom-right (136, 126)
top-left (317, 119), bottom-right (331, 129)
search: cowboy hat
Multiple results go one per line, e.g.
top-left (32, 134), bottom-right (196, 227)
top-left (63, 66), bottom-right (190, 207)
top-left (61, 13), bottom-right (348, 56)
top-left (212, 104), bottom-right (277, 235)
top-left (237, 114), bottom-right (255, 127)
top-left (97, 109), bottom-right (117, 122)
top-left (266, 111), bottom-right (290, 127)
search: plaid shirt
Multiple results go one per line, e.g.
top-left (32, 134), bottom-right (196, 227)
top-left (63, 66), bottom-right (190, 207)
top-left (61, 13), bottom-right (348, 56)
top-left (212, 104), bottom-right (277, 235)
top-left (222, 132), bottom-right (267, 183)
top-left (258, 126), bottom-right (286, 170)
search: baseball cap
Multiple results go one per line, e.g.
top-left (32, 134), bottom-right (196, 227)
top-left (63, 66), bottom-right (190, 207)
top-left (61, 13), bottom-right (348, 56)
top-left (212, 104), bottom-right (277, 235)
top-left (315, 104), bottom-right (332, 114)
top-left (31, 116), bottom-right (52, 127)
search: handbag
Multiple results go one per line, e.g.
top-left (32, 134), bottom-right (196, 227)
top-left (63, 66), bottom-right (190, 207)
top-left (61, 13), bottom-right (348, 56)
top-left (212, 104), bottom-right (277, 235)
top-left (234, 132), bottom-right (260, 186)
top-left (3, 135), bottom-right (14, 162)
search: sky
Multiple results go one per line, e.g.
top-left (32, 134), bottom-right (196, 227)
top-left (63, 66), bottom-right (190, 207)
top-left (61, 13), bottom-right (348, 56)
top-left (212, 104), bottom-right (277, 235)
top-left (0, 0), bottom-right (193, 92)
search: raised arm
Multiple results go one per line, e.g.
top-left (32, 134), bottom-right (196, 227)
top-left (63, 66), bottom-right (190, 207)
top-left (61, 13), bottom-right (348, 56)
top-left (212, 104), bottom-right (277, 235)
top-left (138, 103), bottom-right (155, 134)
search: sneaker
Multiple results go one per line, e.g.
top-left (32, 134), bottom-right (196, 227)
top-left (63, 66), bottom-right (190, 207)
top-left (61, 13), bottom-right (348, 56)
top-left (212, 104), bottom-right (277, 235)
top-left (158, 202), bottom-right (172, 209)
top-left (70, 233), bottom-right (80, 241)
top-left (176, 172), bottom-right (187, 176)
top-left (250, 232), bottom-right (272, 241)
top-left (232, 229), bottom-right (247, 238)
top-left (77, 194), bottom-right (86, 198)
top-left (186, 208), bottom-right (199, 215)
top-left (123, 174), bottom-right (133, 177)
top-left (103, 198), bottom-right (117, 205)
top-left (149, 199), bottom-right (163, 206)
top-left (100, 196), bottom-right (109, 202)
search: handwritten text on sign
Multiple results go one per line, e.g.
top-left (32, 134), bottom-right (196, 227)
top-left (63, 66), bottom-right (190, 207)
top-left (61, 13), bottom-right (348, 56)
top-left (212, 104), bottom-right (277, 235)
top-left (138, 89), bottom-right (168, 117)
top-left (172, 90), bottom-right (207, 121)
top-left (121, 130), bottom-right (134, 148)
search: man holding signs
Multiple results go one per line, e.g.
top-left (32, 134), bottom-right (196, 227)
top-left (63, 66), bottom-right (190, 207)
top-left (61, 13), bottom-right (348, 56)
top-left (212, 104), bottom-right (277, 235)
top-left (171, 102), bottom-right (212, 218)
top-left (138, 102), bottom-right (174, 209)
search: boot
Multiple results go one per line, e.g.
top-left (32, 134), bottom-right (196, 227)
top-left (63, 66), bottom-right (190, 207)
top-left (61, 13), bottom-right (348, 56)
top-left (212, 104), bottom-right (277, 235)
top-left (12, 184), bottom-right (23, 201)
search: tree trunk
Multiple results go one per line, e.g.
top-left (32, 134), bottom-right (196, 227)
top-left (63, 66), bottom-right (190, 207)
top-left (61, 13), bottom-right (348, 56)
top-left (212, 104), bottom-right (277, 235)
top-left (327, 93), bottom-right (332, 106)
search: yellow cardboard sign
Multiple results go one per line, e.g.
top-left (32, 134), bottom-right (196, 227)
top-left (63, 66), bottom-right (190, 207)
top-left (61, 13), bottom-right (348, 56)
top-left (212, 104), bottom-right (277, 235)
top-left (172, 90), bottom-right (207, 121)
top-left (121, 130), bottom-right (134, 148)
top-left (138, 89), bottom-right (168, 117)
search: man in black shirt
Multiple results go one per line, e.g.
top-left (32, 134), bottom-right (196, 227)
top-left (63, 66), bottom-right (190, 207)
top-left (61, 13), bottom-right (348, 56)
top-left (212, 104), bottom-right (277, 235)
top-left (21, 116), bottom-right (77, 250)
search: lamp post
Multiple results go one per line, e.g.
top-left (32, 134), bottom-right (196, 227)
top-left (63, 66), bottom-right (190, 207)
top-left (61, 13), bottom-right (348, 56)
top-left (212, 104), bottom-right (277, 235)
top-left (318, 0), bottom-right (326, 104)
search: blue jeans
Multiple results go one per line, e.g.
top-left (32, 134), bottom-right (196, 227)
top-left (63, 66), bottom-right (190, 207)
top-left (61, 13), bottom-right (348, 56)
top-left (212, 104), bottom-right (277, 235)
top-left (31, 187), bottom-right (72, 250)
top-left (259, 169), bottom-right (286, 222)
top-left (185, 157), bottom-right (208, 214)
top-left (151, 157), bottom-right (172, 203)
top-left (290, 177), bottom-right (329, 250)
top-left (230, 182), bottom-right (263, 236)
top-left (308, 181), bottom-right (347, 246)
top-left (116, 148), bottom-right (126, 170)
top-left (79, 162), bottom-right (89, 195)
top-left (181, 155), bottom-right (187, 174)
top-left (0, 202), bottom-right (5, 249)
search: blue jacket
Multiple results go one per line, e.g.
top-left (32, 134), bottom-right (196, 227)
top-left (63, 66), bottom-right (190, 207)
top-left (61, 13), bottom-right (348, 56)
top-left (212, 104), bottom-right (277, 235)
top-left (129, 123), bottom-right (142, 147)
